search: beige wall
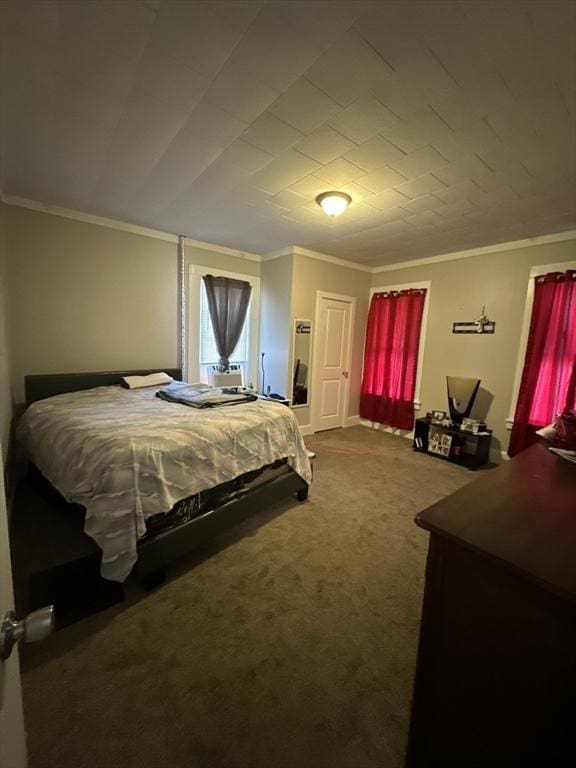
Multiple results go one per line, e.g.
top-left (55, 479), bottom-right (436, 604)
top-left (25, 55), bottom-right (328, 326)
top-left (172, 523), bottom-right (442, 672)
top-left (291, 253), bottom-right (371, 426)
top-left (370, 237), bottom-right (576, 457)
top-left (0, 203), bottom-right (13, 460)
top-left (184, 243), bottom-right (260, 278)
top-left (5, 205), bottom-right (179, 402)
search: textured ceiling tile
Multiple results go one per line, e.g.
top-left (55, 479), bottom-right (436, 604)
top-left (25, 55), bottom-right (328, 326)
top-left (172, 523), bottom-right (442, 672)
top-left (50, 84), bottom-right (122, 136)
top-left (206, 69), bottom-right (279, 123)
top-left (77, 0), bottom-right (157, 61)
top-left (219, 140), bottom-right (275, 173)
top-left (472, 163), bottom-right (529, 193)
top-left (131, 133), bottom-right (225, 213)
top-left (336, 181), bottom-right (375, 205)
top-left (266, 189), bottom-right (308, 211)
top-left (366, 188), bottom-right (411, 211)
top-left (278, 0), bottom-right (368, 52)
top-left (165, 162), bottom-right (253, 218)
top-left (344, 135), bottom-right (406, 173)
top-left (150, 0), bottom-right (244, 80)
top-left (342, 200), bottom-right (384, 222)
top-left (395, 173), bottom-right (446, 199)
top-left (434, 199), bottom-right (476, 218)
top-left (224, 4), bottom-right (320, 93)
top-left (224, 185), bottom-right (272, 207)
top-left (251, 148), bottom-right (321, 194)
top-left (288, 175), bottom-right (329, 199)
top-left (398, 194), bottom-right (447, 214)
top-left (432, 153), bottom-right (491, 186)
top-left (431, 88), bottom-right (487, 131)
top-left (382, 107), bottom-right (454, 154)
top-left (430, 133), bottom-right (468, 163)
top-left (269, 78), bottom-right (341, 134)
top-left (242, 113), bottom-right (303, 156)
top-left (51, 29), bottom-right (137, 99)
top-left (371, 78), bottom-right (431, 120)
top-left (305, 29), bottom-right (394, 107)
top-left (313, 157), bottom-right (365, 186)
top-left (205, 1), bottom-right (265, 32)
top-left (403, 209), bottom-right (443, 229)
top-left (135, 47), bottom-right (211, 113)
top-left (356, 165), bottom-right (408, 194)
top-left (183, 101), bottom-right (248, 147)
top-left (390, 145), bottom-right (449, 178)
top-left (433, 180), bottom-right (479, 204)
top-left (295, 125), bottom-right (355, 165)
top-left (328, 95), bottom-right (401, 144)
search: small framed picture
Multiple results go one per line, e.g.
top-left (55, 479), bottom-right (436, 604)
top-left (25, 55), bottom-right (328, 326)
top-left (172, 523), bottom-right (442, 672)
top-left (432, 410), bottom-right (447, 420)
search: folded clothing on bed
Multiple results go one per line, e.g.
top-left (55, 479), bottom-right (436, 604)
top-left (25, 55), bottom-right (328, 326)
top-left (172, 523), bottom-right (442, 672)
top-left (157, 383), bottom-right (258, 408)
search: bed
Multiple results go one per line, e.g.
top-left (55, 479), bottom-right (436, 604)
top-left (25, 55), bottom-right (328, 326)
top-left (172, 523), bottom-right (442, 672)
top-left (18, 368), bottom-right (312, 584)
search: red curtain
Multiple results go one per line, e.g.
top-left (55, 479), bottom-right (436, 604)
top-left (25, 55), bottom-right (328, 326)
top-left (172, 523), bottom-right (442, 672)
top-left (508, 270), bottom-right (576, 457)
top-left (360, 289), bottom-right (426, 430)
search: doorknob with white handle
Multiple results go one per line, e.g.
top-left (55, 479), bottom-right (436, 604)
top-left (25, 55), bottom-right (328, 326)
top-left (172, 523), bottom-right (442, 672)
top-left (0, 606), bottom-right (54, 661)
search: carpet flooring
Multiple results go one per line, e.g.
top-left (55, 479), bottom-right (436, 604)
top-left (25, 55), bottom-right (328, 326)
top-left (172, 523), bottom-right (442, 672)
top-left (20, 427), bottom-right (475, 768)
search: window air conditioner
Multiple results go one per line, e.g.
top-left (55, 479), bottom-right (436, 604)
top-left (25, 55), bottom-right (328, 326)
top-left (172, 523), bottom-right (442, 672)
top-left (210, 364), bottom-right (243, 388)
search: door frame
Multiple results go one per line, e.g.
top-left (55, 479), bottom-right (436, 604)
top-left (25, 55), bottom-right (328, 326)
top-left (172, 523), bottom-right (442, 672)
top-left (0, 440), bottom-right (27, 768)
top-left (311, 290), bottom-right (356, 432)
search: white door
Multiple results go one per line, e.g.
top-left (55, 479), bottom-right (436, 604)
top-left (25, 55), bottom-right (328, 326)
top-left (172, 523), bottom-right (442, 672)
top-left (313, 295), bottom-right (354, 432)
top-left (0, 443), bottom-right (27, 768)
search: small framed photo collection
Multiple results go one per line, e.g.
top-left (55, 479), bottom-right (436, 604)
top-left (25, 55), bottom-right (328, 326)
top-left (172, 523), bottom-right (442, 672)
top-left (428, 429), bottom-right (453, 457)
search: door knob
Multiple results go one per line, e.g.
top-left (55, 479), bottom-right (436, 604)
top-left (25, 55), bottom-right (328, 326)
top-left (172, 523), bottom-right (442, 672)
top-left (342, 370), bottom-right (349, 378)
top-left (0, 606), bottom-right (54, 662)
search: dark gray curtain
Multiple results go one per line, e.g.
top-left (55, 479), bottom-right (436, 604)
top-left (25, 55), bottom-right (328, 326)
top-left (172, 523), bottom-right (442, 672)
top-left (203, 275), bottom-right (252, 371)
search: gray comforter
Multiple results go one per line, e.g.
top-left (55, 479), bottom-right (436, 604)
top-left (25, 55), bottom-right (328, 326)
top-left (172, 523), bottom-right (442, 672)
top-left (17, 385), bottom-right (312, 581)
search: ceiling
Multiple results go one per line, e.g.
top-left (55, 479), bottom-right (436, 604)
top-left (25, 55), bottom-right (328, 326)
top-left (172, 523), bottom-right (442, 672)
top-left (1, 0), bottom-right (575, 267)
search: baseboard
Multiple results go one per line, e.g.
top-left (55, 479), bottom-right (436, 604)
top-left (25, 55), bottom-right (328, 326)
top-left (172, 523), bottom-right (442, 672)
top-left (301, 415), bottom-right (360, 435)
top-left (360, 419), bottom-right (414, 440)
top-left (298, 424), bottom-right (315, 437)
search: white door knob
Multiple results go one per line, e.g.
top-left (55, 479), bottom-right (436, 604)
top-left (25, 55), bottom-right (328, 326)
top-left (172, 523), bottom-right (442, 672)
top-left (0, 606), bottom-right (54, 661)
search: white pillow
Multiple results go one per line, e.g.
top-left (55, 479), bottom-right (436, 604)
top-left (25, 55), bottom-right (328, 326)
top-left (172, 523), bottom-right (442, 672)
top-left (121, 372), bottom-right (174, 389)
top-left (535, 423), bottom-right (558, 441)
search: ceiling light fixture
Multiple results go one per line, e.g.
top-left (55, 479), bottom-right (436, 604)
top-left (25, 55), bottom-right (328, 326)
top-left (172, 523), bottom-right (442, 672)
top-left (316, 191), bottom-right (352, 217)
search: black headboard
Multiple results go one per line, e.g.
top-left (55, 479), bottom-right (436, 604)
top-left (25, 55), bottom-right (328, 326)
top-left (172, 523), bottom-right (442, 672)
top-left (25, 368), bottom-right (183, 405)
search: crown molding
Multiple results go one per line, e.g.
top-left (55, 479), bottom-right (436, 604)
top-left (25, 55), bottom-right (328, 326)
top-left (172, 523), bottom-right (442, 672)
top-left (0, 193), bottom-right (179, 243)
top-left (0, 193), bottom-right (263, 261)
top-left (372, 230), bottom-right (576, 273)
top-left (184, 237), bottom-right (261, 262)
top-left (3, 192), bottom-right (573, 275)
top-left (260, 246), bottom-right (293, 262)
top-left (262, 244), bottom-right (372, 273)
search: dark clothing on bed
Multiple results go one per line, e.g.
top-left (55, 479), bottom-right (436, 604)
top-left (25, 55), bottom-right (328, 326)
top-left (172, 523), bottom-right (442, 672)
top-left (157, 383), bottom-right (258, 408)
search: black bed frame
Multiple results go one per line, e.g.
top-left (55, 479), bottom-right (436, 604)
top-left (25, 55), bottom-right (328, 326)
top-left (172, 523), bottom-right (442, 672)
top-left (24, 368), bottom-right (309, 584)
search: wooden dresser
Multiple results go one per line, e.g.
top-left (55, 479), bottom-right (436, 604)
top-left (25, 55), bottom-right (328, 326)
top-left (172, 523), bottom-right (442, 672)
top-left (406, 444), bottom-right (576, 767)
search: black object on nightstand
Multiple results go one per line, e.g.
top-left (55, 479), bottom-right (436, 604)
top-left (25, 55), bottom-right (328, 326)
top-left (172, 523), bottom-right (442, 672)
top-left (413, 417), bottom-right (491, 470)
top-left (258, 393), bottom-right (290, 407)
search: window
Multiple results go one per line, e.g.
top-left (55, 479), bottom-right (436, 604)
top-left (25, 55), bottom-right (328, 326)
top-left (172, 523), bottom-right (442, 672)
top-left (361, 281), bottom-right (431, 432)
top-left (360, 287), bottom-right (428, 430)
top-left (188, 266), bottom-right (260, 387)
top-left (508, 267), bottom-right (576, 456)
top-left (199, 280), bottom-right (250, 383)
